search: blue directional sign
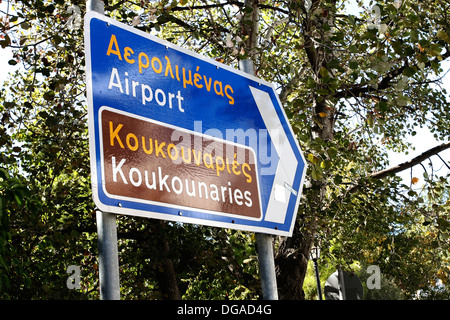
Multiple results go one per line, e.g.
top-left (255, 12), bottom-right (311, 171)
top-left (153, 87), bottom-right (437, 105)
top-left (84, 12), bottom-right (306, 236)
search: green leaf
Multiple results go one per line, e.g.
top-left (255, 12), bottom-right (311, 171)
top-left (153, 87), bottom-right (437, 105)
top-left (333, 175), bottom-right (343, 184)
top-left (437, 218), bottom-right (450, 230)
top-left (327, 147), bottom-right (338, 159)
top-left (43, 91), bottom-right (55, 101)
top-left (366, 113), bottom-right (374, 127)
top-left (403, 66), bottom-right (416, 77)
top-left (0, 34), bottom-right (11, 48)
top-left (20, 21), bottom-right (31, 30)
top-left (349, 61), bottom-right (358, 70)
top-left (311, 168), bottom-right (323, 181)
top-left (308, 153), bottom-right (319, 164)
top-left (348, 44), bottom-right (358, 53)
top-left (437, 30), bottom-right (450, 42)
top-left (320, 160), bottom-right (332, 170)
top-left (408, 190), bottom-right (416, 197)
top-left (306, 76), bottom-right (316, 88)
top-left (410, 29), bottom-right (419, 42)
top-left (319, 67), bottom-right (329, 78)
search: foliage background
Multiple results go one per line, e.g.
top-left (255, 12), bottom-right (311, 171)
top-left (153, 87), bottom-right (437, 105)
top-left (0, 0), bottom-right (449, 299)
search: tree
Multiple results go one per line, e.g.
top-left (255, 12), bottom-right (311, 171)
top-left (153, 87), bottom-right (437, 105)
top-left (1, 0), bottom-right (449, 299)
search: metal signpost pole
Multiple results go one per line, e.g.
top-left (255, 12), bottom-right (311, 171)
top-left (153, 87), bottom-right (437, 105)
top-left (87, 0), bottom-right (121, 300)
top-left (96, 211), bottom-right (120, 300)
top-left (255, 233), bottom-right (279, 300)
top-left (87, 0), bottom-right (104, 13)
top-left (239, 59), bottom-right (279, 300)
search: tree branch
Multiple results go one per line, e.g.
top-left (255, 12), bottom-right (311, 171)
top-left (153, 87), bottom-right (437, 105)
top-left (169, 1), bottom-right (237, 12)
top-left (165, 0), bottom-right (290, 15)
top-left (159, 13), bottom-right (228, 48)
top-left (370, 141), bottom-right (450, 180)
top-left (278, 66), bottom-right (307, 104)
top-left (333, 49), bottom-right (450, 100)
top-left (343, 141), bottom-right (450, 195)
top-left (333, 57), bottom-right (409, 99)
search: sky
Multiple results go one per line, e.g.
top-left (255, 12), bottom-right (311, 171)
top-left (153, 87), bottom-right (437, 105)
top-left (345, 0), bottom-right (450, 187)
top-left (1, 1), bottom-right (16, 87)
top-left (0, 0), bottom-right (448, 186)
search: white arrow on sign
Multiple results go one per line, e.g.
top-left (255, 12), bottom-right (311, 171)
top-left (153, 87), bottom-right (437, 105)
top-left (249, 86), bottom-right (302, 224)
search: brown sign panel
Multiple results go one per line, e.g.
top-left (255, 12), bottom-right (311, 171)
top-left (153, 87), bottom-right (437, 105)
top-left (100, 107), bottom-right (262, 220)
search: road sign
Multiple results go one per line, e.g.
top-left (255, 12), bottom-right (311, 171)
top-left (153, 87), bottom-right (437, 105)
top-left (84, 12), bottom-right (306, 236)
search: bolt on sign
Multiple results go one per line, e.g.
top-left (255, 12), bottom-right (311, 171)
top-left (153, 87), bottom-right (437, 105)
top-left (84, 12), bottom-right (307, 236)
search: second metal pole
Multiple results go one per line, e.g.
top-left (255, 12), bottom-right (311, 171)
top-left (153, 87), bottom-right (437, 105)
top-left (239, 58), bottom-right (278, 300)
top-left (255, 233), bottom-right (279, 300)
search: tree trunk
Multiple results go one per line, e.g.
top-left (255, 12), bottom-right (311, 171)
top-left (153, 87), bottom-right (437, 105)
top-left (156, 221), bottom-right (181, 300)
top-left (238, 0), bottom-right (338, 300)
top-left (275, 0), bottom-right (337, 300)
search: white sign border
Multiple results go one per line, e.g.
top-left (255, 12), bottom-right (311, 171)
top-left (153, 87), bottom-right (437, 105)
top-left (84, 11), bottom-right (307, 236)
